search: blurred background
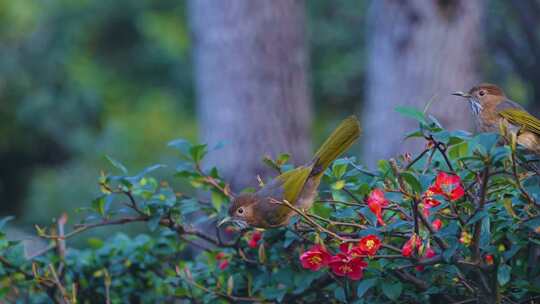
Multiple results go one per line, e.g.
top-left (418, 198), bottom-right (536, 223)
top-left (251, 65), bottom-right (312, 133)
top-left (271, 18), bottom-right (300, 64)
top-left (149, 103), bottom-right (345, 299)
top-left (1, 0), bottom-right (539, 231)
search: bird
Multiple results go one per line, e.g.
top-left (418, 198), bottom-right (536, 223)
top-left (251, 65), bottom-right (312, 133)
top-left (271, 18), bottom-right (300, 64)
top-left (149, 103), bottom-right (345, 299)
top-left (219, 116), bottom-right (361, 229)
top-left (452, 83), bottom-right (540, 155)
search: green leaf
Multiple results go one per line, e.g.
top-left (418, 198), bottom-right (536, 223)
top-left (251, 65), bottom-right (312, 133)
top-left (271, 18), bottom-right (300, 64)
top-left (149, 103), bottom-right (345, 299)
top-left (211, 190), bottom-right (226, 211)
top-left (497, 264), bottom-right (511, 286)
top-left (395, 106), bottom-right (427, 124)
top-left (467, 210), bottom-right (488, 225)
top-left (332, 161), bottom-right (348, 179)
top-left (168, 138), bottom-right (192, 155)
top-left (189, 144), bottom-right (208, 163)
top-left (262, 155), bottom-right (282, 173)
top-left (105, 155), bottom-right (128, 174)
top-left (92, 196), bottom-right (106, 216)
top-left (357, 278), bottom-right (377, 297)
top-left (448, 142), bottom-right (468, 159)
top-left (147, 214), bottom-right (162, 231)
top-left (334, 286), bottom-right (346, 302)
top-left (443, 239), bottom-right (459, 262)
top-left (471, 133), bottom-right (499, 156)
top-left (277, 153), bottom-right (290, 166)
top-left (381, 281), bottom-right (402, 301)
top-left (400, 172), bottom-right (422, 193)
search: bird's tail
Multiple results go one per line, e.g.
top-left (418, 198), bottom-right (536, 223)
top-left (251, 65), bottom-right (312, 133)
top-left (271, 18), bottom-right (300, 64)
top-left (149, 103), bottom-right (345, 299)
top-left (312, 115), bottom-right (361, 174)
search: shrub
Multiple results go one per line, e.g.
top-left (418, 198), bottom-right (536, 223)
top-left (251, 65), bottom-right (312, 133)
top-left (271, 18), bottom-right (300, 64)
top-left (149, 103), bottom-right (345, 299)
top-left (1, 108), bottom-right (540, 303)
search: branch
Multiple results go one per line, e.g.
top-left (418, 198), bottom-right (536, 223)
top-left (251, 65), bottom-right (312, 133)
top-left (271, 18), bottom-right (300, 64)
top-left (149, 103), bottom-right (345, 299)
top-left (176, 266), bottom-right (260, 303)
top-left (471, 165), bottom-right (490, 262)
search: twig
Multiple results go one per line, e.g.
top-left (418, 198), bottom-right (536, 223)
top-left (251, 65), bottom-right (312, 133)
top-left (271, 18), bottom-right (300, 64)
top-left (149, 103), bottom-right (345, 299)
top-left (315, 199), bottom-right (363, 207)
top-left (270, 198), bottom-right (360, 243)
top-left (307, 212), bottom-right (368, 229)
top-left (177, 267), bottom-right (259, 303)
top-left (406, 148), bottom-right (431, 170)
top-left (48, 264), bottom-right (70, 304)
top-left (471, 166), bottom-right (490, 262)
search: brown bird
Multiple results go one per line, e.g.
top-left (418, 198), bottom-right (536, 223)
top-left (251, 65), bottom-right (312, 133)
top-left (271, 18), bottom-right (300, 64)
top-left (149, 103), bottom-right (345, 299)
top-left (219, 116), bottom-right (361, 229)
top-left (453, 83), bottom-right (540, 155)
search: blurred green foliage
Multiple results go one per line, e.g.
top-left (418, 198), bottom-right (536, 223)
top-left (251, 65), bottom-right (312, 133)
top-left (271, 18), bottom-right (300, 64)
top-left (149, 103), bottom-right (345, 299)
top-left (0, 0), bottom-right (196, 223)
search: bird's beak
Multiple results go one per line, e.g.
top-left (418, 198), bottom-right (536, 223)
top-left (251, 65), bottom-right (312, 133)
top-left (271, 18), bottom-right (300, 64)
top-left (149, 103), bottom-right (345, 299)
top-left (218, 216), bottom-right (232, 227)
top-left (452, 91), bottom-right (471, 98)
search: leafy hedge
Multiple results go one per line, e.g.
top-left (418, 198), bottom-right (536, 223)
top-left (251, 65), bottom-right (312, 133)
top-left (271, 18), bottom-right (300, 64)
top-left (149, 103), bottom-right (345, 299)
top-left (1, 108), bottom-right (540, 303)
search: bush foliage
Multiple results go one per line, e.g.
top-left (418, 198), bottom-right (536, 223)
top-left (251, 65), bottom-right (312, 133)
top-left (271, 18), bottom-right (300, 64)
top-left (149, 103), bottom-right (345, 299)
top-left (1, 108), bottom-right (540, 303)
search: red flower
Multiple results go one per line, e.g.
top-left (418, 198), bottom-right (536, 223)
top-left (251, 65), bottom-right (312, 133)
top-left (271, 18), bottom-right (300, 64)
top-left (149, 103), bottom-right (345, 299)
top-left (218, 260), bottom-right (229, 270)
top-left (416, 247), bottom-right (436, 271)
top-left (431, 172), bottom-right (464, 201)
top-left (367, 189), bottom-right (389, 226)
top-left (354, 235), bottom-right (382, 257)
top-left (485, 254), bottom-right (494, 265)
top-left (248, 231), bottom-right (262, 248)
top-left (329, 245), bottom-right (368, 280)
top-left (432, 219), bottom-right (442, 231)
top-left (401, 234), bottom-right (422, 257)
top-left (299, 245), bottom-right (331, 271)
top-left (216, 252), bottom-right (226, 260)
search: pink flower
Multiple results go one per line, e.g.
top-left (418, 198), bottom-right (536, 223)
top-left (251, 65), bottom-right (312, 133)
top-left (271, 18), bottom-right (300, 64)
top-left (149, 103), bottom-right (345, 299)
top-left (299, 245), bottom-right (331, 271)
top-left (367, 189), bottom-right (389, 226)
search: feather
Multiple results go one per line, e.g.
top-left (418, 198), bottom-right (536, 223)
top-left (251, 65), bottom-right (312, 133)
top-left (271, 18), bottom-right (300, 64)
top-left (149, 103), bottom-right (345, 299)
top-left (313, 116), bottom-right (361, 173)
top-left (499, 109), bottom-right (540, 136)
top-left (276, 166), bottom-right (312, 204)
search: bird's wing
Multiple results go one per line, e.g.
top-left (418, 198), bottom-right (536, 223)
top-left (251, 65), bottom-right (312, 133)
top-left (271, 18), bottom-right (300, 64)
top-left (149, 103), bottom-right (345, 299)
top-left (276, 165), bottom-right (313, 203)
top-left (499, 108), bottom-right (540, 136)
top-left (495, 99), bottom-right (526, 112)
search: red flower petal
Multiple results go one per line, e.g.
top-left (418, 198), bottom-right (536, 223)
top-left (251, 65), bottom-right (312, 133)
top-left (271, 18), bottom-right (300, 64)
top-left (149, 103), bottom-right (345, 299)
top-left (218, 260), bottom-right (229, 270)
top-left (329, 254), bottom-right (367, 280)
top-left (299, 245), bottom-right (331, 271)
top-left (248, 231), bottom-right (263, 248)
top-left (367, 189), bottom-right (388, 226)
top-left (433, 172), bottom-right (464, 201)
top-left (416, 247), bottom-right (436, 271)
top-left (402, 234), bottom-right (422, 257)
top-left (355, 235), bottom-right (382, 256)
top-left (432, 219), bottom-right (442, 231)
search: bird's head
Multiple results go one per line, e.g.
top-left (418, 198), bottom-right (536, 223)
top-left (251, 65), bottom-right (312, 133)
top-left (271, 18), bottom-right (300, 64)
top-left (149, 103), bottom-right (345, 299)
top-left (218, 193), bottom-right (258, 229)
top-left (453, 83), bottom-right (506, 114)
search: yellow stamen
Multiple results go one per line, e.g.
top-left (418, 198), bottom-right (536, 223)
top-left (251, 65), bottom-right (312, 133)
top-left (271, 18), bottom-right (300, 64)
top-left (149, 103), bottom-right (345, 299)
top-left (340, 265), bottom-right (352, 273)
top-left (366, 240), bottom-right (375, 249)
top-left (310, 256), bottom-right (322, 265)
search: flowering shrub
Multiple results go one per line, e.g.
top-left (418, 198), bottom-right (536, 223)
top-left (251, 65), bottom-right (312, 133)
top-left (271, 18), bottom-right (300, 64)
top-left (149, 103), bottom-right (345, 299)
top-left (1, 107), bottom-right (540, 303)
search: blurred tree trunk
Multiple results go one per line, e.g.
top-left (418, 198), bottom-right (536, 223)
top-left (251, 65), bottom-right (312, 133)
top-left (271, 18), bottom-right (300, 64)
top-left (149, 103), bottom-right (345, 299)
top-left (362, 0), bottom-right (483, 166)
top-left (189, 0), bottom-right (312, 190)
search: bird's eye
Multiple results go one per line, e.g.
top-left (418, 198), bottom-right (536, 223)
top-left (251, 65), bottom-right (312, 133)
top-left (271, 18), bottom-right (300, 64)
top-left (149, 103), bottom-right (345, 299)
top-left (479, 90), bottom-right (485, 96)
top-left (236, 207), bottom-right (244, 215)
